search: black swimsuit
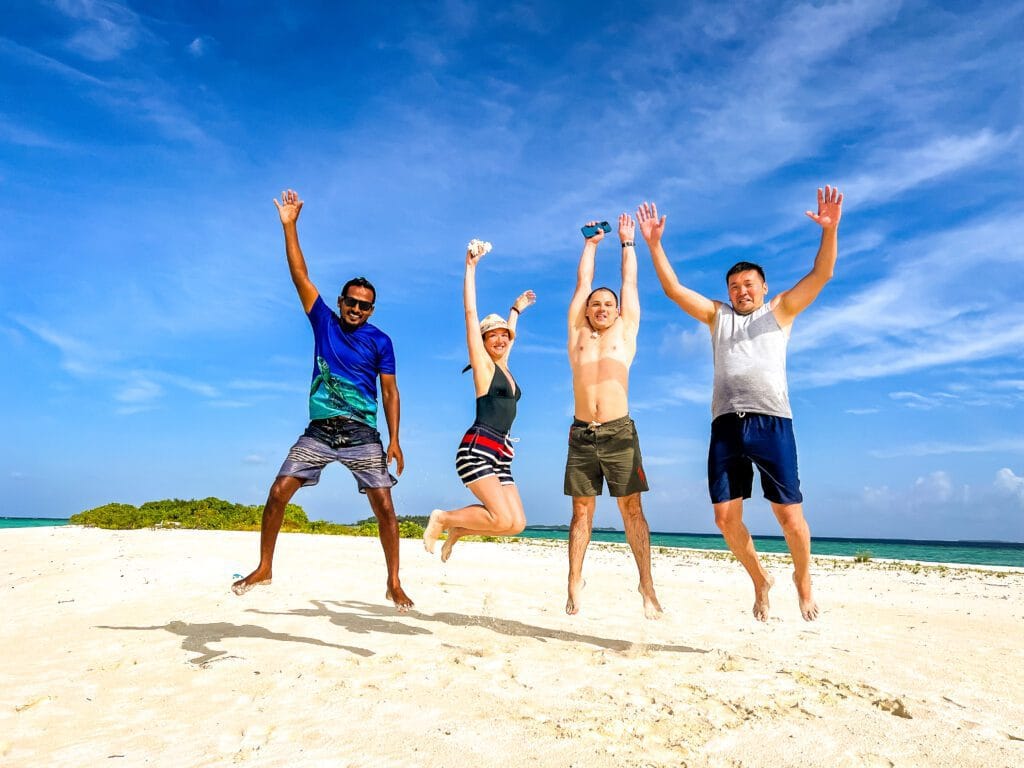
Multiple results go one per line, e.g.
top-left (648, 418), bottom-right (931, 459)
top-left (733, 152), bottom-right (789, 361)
top-left (455, 367), bottom-right (522, 486)
top-left (474, 366), bottom-right (521, 434)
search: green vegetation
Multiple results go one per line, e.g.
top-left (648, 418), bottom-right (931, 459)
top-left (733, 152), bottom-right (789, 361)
top-left (70, 497), bottom-right (426, 539)
top-left (853, 550), bottom-right (872, 563)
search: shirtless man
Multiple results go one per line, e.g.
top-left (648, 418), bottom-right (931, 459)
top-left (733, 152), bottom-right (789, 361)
top-left (639, 186), bottom-right (843, 621)
top-left (565, 214), bottom-right (662, 619)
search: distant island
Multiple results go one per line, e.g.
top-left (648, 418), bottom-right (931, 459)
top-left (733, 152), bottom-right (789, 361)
top-left (70, 497), bottom-right (429, 539)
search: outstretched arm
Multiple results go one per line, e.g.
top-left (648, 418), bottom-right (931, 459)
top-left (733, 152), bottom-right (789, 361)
top-left (464, 243), bottom-right (494, 393)
top-left (568, 223), bottom-right (603, 334)
top-left (379, 374), bottom-right (403, 476)
top-left (774, 185), bottom-right (844, 326)
top-left (637, 201), bottom-right (718, 326)
top-left (618, 213), bottom-right (641, 328)
top-left (506, 289), bottom-right (536, 346)
top-left (274, 189), bottom-right (319, 313)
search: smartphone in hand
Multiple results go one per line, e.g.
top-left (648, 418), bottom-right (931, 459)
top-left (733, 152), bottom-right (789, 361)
top-left (581, 221), bottom-right (612, 238)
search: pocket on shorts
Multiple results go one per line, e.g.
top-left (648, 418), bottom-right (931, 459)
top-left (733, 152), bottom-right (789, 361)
top-left (605, 420), bottom-right (636, 453)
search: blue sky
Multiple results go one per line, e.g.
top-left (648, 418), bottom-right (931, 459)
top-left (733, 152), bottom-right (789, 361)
top-left (2, 0), bottom-right (1022, 541)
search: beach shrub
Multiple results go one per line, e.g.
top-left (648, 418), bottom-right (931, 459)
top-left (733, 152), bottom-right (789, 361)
top-left (70, 498), bottom-right (427, 539)
top-left (854, 550), bottom-right (872, 563)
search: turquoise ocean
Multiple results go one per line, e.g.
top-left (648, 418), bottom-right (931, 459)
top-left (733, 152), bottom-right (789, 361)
top-left (518, 528), bottom-right (1024, 568)
top-left (3, 518), bottom-right (1021, 567)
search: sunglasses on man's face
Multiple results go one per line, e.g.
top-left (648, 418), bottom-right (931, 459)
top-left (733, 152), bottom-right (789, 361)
top-left (341, 296), bottom-right (374, 311)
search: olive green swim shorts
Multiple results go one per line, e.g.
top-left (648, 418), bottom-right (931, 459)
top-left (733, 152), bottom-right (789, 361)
top-left (563, 415), bottom-right (649, 497)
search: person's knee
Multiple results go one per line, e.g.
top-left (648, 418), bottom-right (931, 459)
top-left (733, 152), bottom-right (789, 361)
top-left (267, 477), bottom-right (296, 508)
top-left (714, 503), bottom-right (741, 531)
top-left (366, 488), bottom-right (395, 518)
top-left (774, 504), bottom-right (805, 532)
top-left (617, 494), bottom-right (644, 520)
top-left (506, 514), bottom-right (526, 536)
top-left (571, 498), bottom-right (594, 520)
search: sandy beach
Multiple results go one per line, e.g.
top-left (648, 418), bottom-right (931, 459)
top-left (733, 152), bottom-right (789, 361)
top-left (2, 526), bottom-right (1022, 767)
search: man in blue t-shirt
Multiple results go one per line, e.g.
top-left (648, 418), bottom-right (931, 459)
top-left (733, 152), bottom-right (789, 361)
top-left (232, 189), bottom-right (413, 610)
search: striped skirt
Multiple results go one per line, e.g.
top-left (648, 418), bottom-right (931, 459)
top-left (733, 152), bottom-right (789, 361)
top-left (455, 422), bottom-right (516, 486)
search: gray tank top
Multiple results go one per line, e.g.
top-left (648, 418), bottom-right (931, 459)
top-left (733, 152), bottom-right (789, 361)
top-left (711, 303), bottom-right (792, 419)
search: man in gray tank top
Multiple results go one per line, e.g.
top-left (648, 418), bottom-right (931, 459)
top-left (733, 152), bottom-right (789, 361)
top-left (638, 186), bottom-right (843, 622)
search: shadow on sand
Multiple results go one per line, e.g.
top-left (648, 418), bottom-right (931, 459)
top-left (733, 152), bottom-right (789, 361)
top-left (97, 620), bottom-right (374, 665)
top-left (250, 599), bottom-right (709, 655)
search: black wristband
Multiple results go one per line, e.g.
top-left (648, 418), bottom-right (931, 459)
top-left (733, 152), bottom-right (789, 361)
top-left (620, 240), bottom-right (635, 248)
top-left (509, 306), bottom-right (520, 314)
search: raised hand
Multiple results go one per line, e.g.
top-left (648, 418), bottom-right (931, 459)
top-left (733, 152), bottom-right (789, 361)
top-left (618, 213), bottom-right (636, 243)
top-left (584, 220), bottom-right (605, 245)
top-left (513, 290), bottom-right (537, 313)
top-left (466, 238), bottom-right (492, 265)
top-left (805, 185), bottom-right (843, 229)
top-left (274, 189), bottom-right (303, 225)
top-left (636, 201), bottom-right (666, 245)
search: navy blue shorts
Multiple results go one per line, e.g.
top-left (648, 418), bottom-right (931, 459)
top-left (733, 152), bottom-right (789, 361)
top-left (708, 413), bottom-right (802, 505)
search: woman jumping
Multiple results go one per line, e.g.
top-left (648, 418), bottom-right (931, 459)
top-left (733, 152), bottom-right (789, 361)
top-left (423, 239), bottom-right (535, 561)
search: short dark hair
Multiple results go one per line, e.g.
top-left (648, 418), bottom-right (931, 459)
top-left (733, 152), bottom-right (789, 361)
top-left (725, 261), bottom-right (766, 284)
top-left (586, 286), bottom-right (619, 307)
top-left (339, 276), bottom-right (376, 305)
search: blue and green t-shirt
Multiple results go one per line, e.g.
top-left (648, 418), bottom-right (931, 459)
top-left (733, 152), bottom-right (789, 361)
top-left (306, 295), bottom-right (395, 428)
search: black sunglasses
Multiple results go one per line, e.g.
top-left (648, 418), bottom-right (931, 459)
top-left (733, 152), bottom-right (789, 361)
top-left (341, 296), bottom-right (374, 311)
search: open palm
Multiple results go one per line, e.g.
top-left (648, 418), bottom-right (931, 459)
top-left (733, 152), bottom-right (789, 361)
top-left (636, 201), bottom-right (666, 243)
top-left (805, 185), bottom-right (843, 228)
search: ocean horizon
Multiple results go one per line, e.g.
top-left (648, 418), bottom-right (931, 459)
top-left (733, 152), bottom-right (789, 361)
top-left (4, 517), bottom-right (1022, 567)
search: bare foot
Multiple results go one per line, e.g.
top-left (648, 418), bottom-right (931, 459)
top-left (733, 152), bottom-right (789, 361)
top-left (793, 571), bottom-right (819, 621)
top-left (753, 574), bottom-right (775, 621)
top-left (386, 584), bottom-right (414, 613)
top-left (423, 509), bottom-right (444, 554)
top-left (565, 578), bottom-right (585, 615)
top-left (440, 532), bottom-right (460, 563)
top-left (639, 585), bottom-right (663, 620)
top-left (231, 569), bottom-right (272, 596)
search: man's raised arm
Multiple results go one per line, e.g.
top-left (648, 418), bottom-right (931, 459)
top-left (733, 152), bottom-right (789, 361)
top-left (773, 185), bottom-right (843, 326)
top-left (618, 213), bottom-right (641, 329)
top-left (274, 189), bottom-right (319, 313)
top-left (568, 222), bottom-right (604, 335)
top-left (638, 201), bottom-right (718, 326)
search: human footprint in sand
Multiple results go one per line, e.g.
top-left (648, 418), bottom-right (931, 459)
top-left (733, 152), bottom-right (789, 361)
top-left (232, 189), bottom-right (413, 611)
top-left (424, 240), bottom-right (534, 562)
top-left (564, 214), bottom-right (662, 620)
top-left (640, 186), bottom-right (844, 621)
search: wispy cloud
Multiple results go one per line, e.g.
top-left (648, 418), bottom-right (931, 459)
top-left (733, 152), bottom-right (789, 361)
top-left (791, 211), bottom-right (1024, 388)
top-left (13, 316), bottom-right (117, 376)
top-left (0, 116), bottom-right (70, 149)
top-left (870, 439), bottom-right (1024, 459)
top-left (56, 0), bottom-right (148, 61)
top-left (847, 130), bottom-right (1017, 208)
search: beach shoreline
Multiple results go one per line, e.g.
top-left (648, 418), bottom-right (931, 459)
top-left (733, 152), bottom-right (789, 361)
top-left (3, 526), bottom-right (1022, 767)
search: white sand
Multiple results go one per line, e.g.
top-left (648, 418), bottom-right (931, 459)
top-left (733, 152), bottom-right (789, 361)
top-left (2, 526), bottom-right (1022, 767)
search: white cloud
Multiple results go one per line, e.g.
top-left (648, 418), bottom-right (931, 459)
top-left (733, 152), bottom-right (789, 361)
top-left (13, 316), bottom-right (116, 376)
top-left (846, 130), bottom-right (1016, 208)
top-left (870, 439), bottom-right (1024, 459)
top-left (912, 470), bottom-right (954, 505)
top-left (116, 375), bottom-right (162, 404)
top-left (57, 0), bottom-right (147, 61)
top-left (993, 468), bottom-right (1024, 508)
top-left (791, 212), bottom-right (1024, 388)
top-left (187, 37), bottom-right (213, 57)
